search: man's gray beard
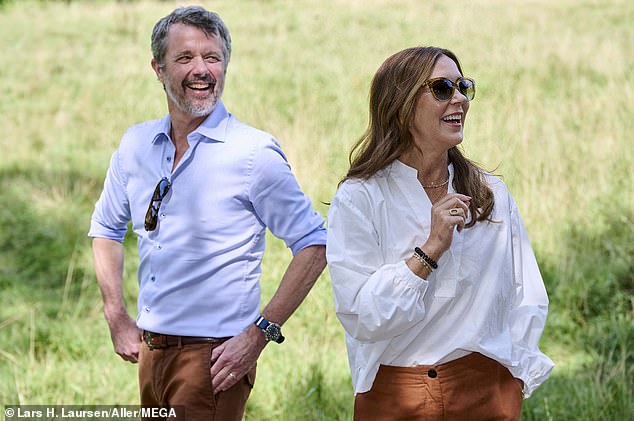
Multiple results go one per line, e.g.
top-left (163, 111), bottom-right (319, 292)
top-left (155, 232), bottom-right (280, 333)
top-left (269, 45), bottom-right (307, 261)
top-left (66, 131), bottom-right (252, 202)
top-left (165, 82), bottom-right (216, 118)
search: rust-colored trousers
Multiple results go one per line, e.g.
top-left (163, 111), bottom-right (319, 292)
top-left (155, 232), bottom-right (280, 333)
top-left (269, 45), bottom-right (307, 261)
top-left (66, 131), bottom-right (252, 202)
top-left (354, 353), bottom-right (523, 421)
top-left (139, 342), bottom-right (256, 421)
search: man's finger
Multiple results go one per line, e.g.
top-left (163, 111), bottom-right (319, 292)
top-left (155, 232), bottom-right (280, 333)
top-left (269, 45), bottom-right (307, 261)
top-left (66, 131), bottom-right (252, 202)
top-left (214, 368), bottom-right (241, 393)
top-left (211, 342), bottom-right (225, 363)
top-left (209, 349), bottom-right (229, 379)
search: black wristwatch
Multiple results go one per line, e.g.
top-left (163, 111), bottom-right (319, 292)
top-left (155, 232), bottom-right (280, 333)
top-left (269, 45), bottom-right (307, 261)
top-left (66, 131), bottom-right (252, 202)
top-left (254, 315), bottom-right (285, 344)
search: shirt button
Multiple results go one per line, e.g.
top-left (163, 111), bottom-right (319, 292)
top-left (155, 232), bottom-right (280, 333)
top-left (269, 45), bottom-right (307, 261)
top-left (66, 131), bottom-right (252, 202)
top-left (160, 213), bottom-right (166, 218)
top-left (144, 306), bottom-right (150, 313)
top-left (155, 244), bottom-right (161, 250)
top-left (150, 276), bottom-right (156, 282)
top-left (166, 156), bottom-right (172, 162)
top-left (428, 369), bottom-right (437, 378)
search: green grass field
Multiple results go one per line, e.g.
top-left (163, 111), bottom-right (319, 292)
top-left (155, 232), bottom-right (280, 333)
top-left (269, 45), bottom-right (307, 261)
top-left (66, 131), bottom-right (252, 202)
top-left (1, 0), bottom-right (632, 419)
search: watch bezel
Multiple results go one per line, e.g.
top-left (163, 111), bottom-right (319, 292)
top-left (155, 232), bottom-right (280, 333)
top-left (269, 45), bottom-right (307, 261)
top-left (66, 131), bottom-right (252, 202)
top-left (265, 323), bottom-right (282, 342)
top-left (254, 316), bottom-right (285, 343)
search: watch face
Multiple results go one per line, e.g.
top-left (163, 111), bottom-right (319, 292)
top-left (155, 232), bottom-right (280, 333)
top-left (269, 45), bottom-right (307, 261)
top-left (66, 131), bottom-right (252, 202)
top-left (265, 324), bottom-right (281, 341)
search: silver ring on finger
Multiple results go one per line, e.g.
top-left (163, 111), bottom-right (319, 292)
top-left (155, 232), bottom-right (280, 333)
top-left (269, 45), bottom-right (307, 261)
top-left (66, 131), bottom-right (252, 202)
top-left (229, 372), bottom-right (236, 379)
top-left (449, 208), bottom-right (460, 216)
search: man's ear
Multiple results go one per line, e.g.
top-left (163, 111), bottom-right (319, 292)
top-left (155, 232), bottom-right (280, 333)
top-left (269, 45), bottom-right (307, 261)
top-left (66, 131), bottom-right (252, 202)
top-left (151, 58), bottom-right (163, 82)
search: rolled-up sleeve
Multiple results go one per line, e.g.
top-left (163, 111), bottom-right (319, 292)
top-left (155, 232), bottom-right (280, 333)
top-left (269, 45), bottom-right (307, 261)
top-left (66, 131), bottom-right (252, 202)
top-left (249, 140), bottom-right (326, 255)
top-left (327, 186), bottom-right (429, 342)
top-left (88, 149), bottom-right (131, 242)
top-left (508, 199), bottom-right (555, 397)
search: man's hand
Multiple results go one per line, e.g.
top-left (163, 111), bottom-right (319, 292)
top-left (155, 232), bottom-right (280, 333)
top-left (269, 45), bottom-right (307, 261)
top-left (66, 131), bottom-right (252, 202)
top-left (208, 245), bottom-right (325, 393)
top-left (93, 238), bottom-right (141, 363)
top-left (106, 312), bottom-right (142, 363)
top-left (209, 324), bottom-right (267, 393)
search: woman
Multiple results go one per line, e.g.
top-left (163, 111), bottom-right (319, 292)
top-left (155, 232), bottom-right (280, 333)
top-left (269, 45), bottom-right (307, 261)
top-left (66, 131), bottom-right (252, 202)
top-left (326, 47), bottom-right (553, 420)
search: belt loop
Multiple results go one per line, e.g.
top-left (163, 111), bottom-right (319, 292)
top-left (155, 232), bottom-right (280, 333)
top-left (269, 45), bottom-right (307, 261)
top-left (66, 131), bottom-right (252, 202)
top-left (177, 336), bottom-right (182, 349)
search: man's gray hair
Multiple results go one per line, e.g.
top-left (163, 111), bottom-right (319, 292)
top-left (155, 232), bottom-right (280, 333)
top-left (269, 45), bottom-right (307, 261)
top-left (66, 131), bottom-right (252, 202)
top-left (151, 6), bottom-right (231, 68)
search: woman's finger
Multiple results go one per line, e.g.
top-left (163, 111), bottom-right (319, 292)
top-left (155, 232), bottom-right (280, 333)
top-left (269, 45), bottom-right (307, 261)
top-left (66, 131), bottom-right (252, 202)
top-left (436, 193), bottom-right (471, 208)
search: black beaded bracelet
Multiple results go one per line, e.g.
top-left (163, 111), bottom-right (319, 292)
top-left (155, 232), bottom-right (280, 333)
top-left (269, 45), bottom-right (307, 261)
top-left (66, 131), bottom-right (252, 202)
top-left (414, 247), bottom-right (438, 269)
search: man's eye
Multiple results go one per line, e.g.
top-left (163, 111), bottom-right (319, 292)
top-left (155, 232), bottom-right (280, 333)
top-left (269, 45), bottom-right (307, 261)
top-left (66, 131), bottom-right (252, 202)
top-left (205, 56), bottom-right (221, 63)
top-left (176, 56), bottom-right (192, 63)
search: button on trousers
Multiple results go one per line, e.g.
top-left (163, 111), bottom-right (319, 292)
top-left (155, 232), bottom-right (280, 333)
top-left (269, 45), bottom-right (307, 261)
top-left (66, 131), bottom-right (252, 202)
top-left (139, 341), bottom-right (256, 420)
top-left (354, 353), bottom-right (523, 421)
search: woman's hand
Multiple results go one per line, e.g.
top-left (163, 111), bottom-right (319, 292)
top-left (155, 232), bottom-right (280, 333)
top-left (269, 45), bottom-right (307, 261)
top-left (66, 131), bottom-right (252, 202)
top-left (421, 193), bottom-right (471, 260)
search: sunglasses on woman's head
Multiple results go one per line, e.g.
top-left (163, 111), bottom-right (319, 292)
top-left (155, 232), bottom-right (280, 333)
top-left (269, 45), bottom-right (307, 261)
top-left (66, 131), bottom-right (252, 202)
top-left (145, 177), bottom-right (171, 231)
top-left (423, 77), bottom-right (476, 102)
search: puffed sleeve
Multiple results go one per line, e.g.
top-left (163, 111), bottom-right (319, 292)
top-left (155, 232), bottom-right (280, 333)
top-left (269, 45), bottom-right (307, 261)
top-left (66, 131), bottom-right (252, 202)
top-left (326, 183), bottom-right (429, 342)
top-left (507, 197), bottom-right (555, 397)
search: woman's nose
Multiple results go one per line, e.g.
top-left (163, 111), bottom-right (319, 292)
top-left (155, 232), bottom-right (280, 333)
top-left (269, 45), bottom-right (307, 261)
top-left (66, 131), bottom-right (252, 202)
top-left (450, 85), bottom-right (469, 104)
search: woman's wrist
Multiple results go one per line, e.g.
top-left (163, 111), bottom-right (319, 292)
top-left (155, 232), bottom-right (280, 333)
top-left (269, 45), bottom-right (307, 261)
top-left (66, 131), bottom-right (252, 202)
top-left (405, 240), bottom-right (447, 280)
top-left (414, 247), bottom-right (438, 270)
top-left (419, 242), bottom-right (444, 263)
top-left (406, 255), bottom-right (433, 280)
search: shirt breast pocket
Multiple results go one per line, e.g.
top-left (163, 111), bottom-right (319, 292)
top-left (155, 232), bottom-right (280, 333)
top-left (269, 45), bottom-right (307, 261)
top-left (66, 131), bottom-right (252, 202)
top-left (432, 252), bottom-right (459, 298)
top-left (458, 220), bottom-right (512, 292)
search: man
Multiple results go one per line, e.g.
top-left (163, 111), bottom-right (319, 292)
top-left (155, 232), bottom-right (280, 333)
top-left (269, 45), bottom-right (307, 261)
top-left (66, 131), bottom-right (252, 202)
top-left (89, 6), bottom-right (326, 420)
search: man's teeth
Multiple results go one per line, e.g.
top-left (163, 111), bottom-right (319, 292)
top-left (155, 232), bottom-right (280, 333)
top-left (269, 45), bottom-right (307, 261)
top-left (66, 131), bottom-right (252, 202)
top-left (188, 83), bottom-right (211, 90)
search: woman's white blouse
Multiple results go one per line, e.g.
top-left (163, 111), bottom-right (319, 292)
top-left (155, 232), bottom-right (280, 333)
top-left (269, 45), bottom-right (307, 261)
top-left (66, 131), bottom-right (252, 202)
top-left (326, 160), bottom-right (554, 397)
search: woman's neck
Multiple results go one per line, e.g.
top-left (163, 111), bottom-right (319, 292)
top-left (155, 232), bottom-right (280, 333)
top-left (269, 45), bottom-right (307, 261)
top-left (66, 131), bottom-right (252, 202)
top-left (399, 145), bottom-right (449, 186)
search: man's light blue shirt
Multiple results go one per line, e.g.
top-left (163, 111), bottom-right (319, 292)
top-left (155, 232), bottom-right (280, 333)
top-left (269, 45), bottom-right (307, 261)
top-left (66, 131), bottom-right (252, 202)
top-left (89, 101), bottom-right (326, 337)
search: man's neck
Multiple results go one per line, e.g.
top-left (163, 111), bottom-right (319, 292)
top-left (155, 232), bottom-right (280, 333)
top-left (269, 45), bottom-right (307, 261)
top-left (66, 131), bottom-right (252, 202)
top-left (169, 111), bottom-right (208, 147)
top-left (167, 108), bottom-right (210, 171)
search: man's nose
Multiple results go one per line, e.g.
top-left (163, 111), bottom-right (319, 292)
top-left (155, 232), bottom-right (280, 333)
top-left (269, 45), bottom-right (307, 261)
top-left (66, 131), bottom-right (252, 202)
top-left (191, 56), bottom-right (209, 75)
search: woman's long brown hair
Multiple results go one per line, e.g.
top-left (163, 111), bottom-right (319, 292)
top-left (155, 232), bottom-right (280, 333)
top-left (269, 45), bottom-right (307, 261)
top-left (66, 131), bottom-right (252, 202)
top-left (341, 46), bottom-right (494, 228)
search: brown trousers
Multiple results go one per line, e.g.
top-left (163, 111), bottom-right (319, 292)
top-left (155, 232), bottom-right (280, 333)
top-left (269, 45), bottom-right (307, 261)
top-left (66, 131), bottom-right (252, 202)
top-left (354, 353), bottom-right (523, 421)
top-left (139, 342), bottom-right (256, 421)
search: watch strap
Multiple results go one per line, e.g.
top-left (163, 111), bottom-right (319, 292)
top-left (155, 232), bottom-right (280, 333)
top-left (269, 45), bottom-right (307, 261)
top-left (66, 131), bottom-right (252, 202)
top-left (254, 315), bottom-right (285, 343)
top-left (255, 315), bottom-right (269, 330)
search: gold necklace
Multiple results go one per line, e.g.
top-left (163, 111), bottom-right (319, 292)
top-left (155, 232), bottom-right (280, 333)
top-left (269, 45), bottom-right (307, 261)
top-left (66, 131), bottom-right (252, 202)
top-left (422, 177), bottom-right (449, 189)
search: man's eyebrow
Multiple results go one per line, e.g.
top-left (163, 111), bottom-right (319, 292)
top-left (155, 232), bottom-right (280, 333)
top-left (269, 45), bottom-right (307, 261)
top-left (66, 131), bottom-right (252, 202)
top-left (172, 48), bottom-right (222, 57)
top-left (172, 50), bottom-right (193, 57)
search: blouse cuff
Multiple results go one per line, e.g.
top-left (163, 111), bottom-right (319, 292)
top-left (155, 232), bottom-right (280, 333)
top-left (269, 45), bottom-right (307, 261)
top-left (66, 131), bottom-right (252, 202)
top-left (509, 352), bottom-right (554, 398)
top-left (397, 260), bottom-right (429, 291)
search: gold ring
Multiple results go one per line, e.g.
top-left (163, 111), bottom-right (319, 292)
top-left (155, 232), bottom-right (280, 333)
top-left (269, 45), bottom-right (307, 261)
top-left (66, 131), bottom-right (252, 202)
top-left (449, 208), bottom-right (460, 216)
top-left (229, 372), bottom-right (236, 379)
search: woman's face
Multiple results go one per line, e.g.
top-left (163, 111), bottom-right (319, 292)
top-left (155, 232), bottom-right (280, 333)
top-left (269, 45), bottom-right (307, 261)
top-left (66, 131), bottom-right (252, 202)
top-left (409, 54), bottom-right (471, 155)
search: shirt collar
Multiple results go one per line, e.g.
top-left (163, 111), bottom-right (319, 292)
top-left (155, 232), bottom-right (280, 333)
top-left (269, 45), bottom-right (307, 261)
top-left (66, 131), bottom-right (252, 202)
top-left (152, 100), bottom-right (230, 144)
top-left (392, 159), bottom-right (455, 192)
